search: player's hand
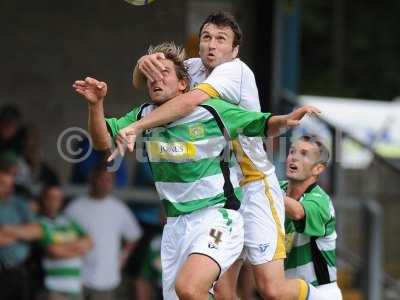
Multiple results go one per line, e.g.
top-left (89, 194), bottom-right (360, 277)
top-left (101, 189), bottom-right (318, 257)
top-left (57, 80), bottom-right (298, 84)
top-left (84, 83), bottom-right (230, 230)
top-left (107, 125), bottom-right (140, 162)
top-left (72, 77), bottom-right (108, 105)
top-left (285, 105), bottom-right (321, 128)
top-left (137, 52), bottom-right (166, 83)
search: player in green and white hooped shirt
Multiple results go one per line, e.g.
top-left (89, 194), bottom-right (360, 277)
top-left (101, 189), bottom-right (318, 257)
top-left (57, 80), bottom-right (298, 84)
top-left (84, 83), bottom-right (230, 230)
top-left (282, 135), bottom-right (343, 299)
top-left (73, 42), bottom-right (318, 300)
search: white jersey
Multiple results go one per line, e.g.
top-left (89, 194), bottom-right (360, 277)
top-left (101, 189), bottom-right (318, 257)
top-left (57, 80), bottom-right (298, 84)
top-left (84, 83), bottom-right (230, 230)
top-left (185, 58), bottom-right (275, 184)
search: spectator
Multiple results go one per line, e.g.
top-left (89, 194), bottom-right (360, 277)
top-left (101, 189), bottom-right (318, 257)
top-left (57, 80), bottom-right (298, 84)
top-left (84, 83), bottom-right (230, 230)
top-left (16, 126), bottom-right (59, 189)
top-left (0, 104), bottom-right (25, 155)
top-left (38, 184), bottom-right (92, 300)
top-left (65, 164), bottom-right (142, 300)
top-left (0, 157), bottom-right (42, 300)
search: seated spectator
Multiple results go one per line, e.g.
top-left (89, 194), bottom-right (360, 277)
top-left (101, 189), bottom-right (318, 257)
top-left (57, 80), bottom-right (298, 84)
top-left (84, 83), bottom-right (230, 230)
top-left (0, 157), bottom-right (42, 300)
top-left (16, 126), bottom-right (59, 189)
top-left (65, 164), bottom-right (142, 300)
top-left (38, 184), bottom-right (92, 300)
top-left (0, 104), bottom-right (25, 155)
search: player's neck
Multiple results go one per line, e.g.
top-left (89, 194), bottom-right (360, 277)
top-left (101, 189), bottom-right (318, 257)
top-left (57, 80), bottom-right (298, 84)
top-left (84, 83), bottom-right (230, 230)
top-left (287, 177), bottom-right (317, 200)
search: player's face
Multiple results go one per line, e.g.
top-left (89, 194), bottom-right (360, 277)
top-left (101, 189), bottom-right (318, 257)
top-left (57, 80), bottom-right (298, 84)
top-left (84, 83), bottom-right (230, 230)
top-left (286, 140), bottom-right (322, 182)
top-left (199, 23), bottom-right (239, 70)
top-left (43, 187), bottom-right (64, 217)
top-left (147, 59), bottom-right (187, 105)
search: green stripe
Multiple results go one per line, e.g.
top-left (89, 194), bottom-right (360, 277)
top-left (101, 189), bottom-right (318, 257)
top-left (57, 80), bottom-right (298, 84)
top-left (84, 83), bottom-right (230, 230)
top-left (162, 187), bottom-right (243, 217)
top-left (285, 244), bottom-right (336, 269)
top-left (285, 243), bottom-right (313, 269)
top-left (145, 119), bottom-right (222, 142)
top-left (321, 250), bottom-right (336, 267)
top-left (46, 267), bottom-right (80, 277)
top-left (325, 218), bottom-right (336, 236)
top-left (151, 158), bottom-right (233, 183)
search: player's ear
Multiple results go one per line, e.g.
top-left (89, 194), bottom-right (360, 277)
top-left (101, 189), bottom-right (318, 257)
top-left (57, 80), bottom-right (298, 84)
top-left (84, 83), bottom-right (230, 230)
top-left (178, 79), bottom-right (188, 93)
top-left (232, 45), bottom-right (239, 59)
top-left (312, 163), bottom-right (325, 177)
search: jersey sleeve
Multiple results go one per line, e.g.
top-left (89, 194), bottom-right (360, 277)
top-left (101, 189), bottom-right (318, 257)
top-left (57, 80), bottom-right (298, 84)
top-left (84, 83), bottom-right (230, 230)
top-left (199, 60), bottom-right (243, 104)
top-left (105, 107), bottom-right (141, 138)
top-left (119, 203), bottom-right (143, 242)
top-left (202, 99), bottom-right (271, 138)
top-left (38, 221), bottom-right (53, 247)
top-left (293, 193), bottom-right (331, 237)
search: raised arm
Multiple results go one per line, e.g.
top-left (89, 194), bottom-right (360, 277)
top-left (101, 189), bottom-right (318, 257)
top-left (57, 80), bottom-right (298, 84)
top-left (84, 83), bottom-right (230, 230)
top-left (73, 77), bottom-right (112, 150)
top-left (266, 106), bottom-right (321, 137)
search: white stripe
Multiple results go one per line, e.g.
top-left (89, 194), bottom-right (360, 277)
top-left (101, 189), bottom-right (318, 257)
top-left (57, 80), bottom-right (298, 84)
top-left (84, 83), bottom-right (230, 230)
top-left (285, 261), bottom-right (317, 283)
top-left (155, 169), bottom-right (239, 203)
top-left (316, 232), bottom-right (337, 251)
top-left (45, 277), bottom-right (81, 293)
top-left (43, 258), bottom-right (82, 269)
top-left (285, 261), bottom-right (337, 283)
top-left (147, 136), bottom-right (226, 163)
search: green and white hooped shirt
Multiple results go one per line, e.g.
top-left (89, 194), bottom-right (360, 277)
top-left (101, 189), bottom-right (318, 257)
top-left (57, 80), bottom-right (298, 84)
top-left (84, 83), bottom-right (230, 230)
top-left (106, 98), bottom-right (271, 217)
top-left (39, 215), bottom-right (87, 294)
top-left (281, 181), bottom-right (338, 286)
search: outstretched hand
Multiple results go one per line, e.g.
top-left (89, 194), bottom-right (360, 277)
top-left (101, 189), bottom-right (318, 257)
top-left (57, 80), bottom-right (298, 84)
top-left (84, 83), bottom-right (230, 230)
top-left (285, 105), bottom-right (321, 128)
top-left (73, 77), bottom-right (107, 105)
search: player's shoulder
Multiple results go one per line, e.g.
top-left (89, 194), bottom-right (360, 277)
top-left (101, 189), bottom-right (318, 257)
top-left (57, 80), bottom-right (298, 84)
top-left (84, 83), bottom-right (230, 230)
top-left (303, 184), bottom-right (331, 206)
top-left (213, 58), bottom-right (254, 75)
top-left (184, 57), bottom-right (204, 72)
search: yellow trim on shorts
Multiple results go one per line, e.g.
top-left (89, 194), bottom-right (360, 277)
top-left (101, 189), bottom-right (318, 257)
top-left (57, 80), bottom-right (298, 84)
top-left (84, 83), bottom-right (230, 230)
top-left (195, 83), bottom-right (220, 98)
top-left (232, 139), bottom-right (265, 185)
top-left (263, 177), bottom-right (286, 260)
top-left (231, 140), bottom-right (286, 260)
top-left (297, 279), bottom-right (309, 300)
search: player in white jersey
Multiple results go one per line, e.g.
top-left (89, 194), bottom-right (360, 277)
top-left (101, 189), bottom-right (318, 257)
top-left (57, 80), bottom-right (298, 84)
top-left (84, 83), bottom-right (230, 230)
top-left (118, 12), bottom-right (320, 300)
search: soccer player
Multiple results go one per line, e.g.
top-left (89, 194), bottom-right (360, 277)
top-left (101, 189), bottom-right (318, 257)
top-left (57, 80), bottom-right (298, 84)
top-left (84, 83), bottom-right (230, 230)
top-left (73, 42), bottom-right (318, 300)
top-left (114, 12), bottom-right (320, 300)
top-left (282, 135), bottom-right (343, 299)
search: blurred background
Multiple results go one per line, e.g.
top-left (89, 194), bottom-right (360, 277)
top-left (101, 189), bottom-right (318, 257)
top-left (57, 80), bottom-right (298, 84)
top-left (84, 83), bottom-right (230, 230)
top-left (0, 0), bottom-right (399, 299)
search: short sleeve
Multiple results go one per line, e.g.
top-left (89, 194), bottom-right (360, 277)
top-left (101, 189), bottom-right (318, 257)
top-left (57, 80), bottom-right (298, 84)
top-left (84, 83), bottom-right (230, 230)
top-left (294, 194), bottom-right (331, 237)
top-left (105, 107), bottom-right (141, 138)
top-left (202, 99), bottom-right (271, 138)
top-left (119, 203), bottom-right (142, 242)
top-left (202, 60), bottom-right (242, 105)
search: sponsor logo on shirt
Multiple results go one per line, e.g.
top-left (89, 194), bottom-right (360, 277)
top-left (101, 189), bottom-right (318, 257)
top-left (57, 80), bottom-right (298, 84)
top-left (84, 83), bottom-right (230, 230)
top-left (188, 124), bottom-right (205, 139)
top-left (147, 141), bottom-right (196, 160)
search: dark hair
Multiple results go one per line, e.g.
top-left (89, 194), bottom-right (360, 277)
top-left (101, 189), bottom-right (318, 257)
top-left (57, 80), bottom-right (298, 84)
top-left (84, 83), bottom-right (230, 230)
top-left (148, 42), bottom-right (190, 92)
top-left (298, 135), bottom-right (330, 166)
top-left (199, 11), bottom-right (243, 48)
top-left (0, 105), bottom-right (21, 122)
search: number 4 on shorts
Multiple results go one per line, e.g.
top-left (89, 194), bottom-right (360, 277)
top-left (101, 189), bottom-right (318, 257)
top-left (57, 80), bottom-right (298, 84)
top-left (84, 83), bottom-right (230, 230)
top-left (209, 228), bottom-right (223, 245)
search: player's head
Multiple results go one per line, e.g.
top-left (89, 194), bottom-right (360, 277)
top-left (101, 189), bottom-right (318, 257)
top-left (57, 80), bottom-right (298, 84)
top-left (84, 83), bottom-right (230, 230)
top-left (89, 163), bottom-right (114, 199)
top-left (286, 135), bottom-right (330, 183)
top-left (198, 11), bottom-right (242, 70)
top-left (146, 42), bottom-right (190, 105)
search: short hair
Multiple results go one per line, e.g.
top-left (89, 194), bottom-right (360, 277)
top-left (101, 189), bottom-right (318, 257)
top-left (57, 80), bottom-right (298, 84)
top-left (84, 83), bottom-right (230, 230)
top-left (199, 11), bottom-right (243, 48)
top-left (147, 42), bottom-right (190, 92)
top-left (297, 135), bottom-right (330, 166)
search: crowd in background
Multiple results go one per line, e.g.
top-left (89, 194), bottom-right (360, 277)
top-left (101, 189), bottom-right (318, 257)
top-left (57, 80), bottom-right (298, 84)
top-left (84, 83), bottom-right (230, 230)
top-left (0, 104), bottom-right (164, 300)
